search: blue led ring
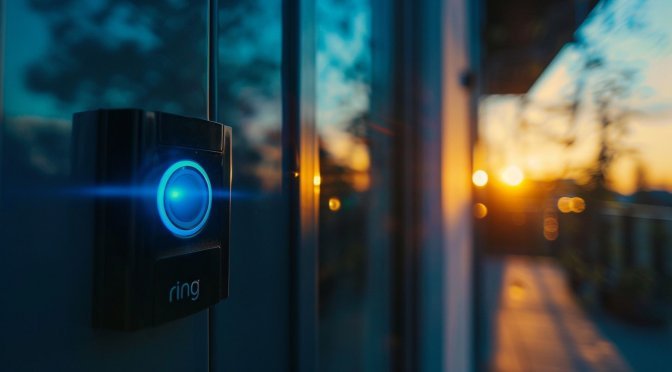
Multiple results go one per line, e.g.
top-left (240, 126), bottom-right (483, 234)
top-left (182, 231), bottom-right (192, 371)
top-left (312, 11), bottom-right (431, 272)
top-left (157, 160), bottom-right (212, 238)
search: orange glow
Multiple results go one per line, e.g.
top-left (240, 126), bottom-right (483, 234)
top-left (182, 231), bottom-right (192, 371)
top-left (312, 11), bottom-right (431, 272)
top-left (349, 144), bottom-right (371, 172)
top-left (472, 170), bottom-right (489, 187)
top-left (501, 166), bottom-right (524, 186)
top-left (474, 203), bottom-right (488, 219)
top-left (508, 281), bottom-right (526, 300)
top-left (328, 197), bottom-right (341, 212)
top-left (558, 196), bottom-right (585, 213)
top-left (348, 144), bottom-right (371, 191)
top-left (544, 230), bottom-right (559, 241)
top-left (544, 217), bottom-right (558, 232)
top-left (313, 175), bottom-right (322, 187)
top-left (571, 197), bottom-right (585, 213)
top-left (544, 216), bottom-right (559, 241)
top-left (557, 197), bottom-right (572, 213)
top-left (351, 172), bottom-right (371, 192)
top-left (511, 212), bottom-right (526, 226)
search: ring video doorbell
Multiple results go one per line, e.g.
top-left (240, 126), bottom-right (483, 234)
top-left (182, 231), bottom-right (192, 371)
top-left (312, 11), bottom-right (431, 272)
top-left (73, 109), bottom-right (231, 330)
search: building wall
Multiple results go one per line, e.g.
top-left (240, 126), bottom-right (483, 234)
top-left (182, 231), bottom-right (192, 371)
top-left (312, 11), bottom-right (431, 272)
top-left (442, 0), bottom-right (474, 370)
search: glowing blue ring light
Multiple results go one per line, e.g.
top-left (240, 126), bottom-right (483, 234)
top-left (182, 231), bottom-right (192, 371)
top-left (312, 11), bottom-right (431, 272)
top-left (157, 160), bottom-right (212, 238)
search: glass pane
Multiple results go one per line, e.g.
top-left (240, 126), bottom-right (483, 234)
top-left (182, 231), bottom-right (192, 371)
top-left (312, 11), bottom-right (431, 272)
top-left (477, 0), bottom-right (672, 370)
top-left (316, 0), bottom-right (392, 370)
top-left (213, 0), bottom-right (289, 369)
top-left (1, 0), bottom-right (209, 370)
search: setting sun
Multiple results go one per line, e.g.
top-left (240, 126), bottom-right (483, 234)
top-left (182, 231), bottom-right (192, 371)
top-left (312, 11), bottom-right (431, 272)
top-left (501, 166), bottom-right (524, 186)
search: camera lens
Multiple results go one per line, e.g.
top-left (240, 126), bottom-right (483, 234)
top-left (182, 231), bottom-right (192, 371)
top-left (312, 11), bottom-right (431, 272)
top-left (157, 160), bottom-right (212, 238)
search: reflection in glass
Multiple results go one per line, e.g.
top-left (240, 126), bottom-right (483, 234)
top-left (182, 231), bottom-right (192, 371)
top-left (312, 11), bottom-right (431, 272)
top-left (316, 0), bottom-right (380, 370)
top-left (214, 0), bottom-right (290, 369)
top-left (219, 0), bottom-right (283, 193)
top-left (3, 0), bottom-right (207, 183)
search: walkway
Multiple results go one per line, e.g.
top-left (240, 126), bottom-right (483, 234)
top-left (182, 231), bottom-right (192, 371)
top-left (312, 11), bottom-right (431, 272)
top-left (481, 256), bottom-right (631, 372)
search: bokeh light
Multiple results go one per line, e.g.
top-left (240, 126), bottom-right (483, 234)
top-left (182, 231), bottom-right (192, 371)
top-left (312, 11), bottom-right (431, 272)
top-left (472, 170), bottom-right (489, 187)
top-left (557, 197), bottom-right (572, 213)
top-left (328, 197), bottom-right (341, 212)
top-left (543, 216), bottom-right (559, 241)
top-left (570, 197), bottom-right (585, 213)
top-left (558, 196), bottom-right (586, 213)
top-left (474, 203), bottom-right (488, 219)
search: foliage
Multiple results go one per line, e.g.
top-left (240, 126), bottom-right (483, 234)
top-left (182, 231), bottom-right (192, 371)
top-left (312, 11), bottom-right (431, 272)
top-left (560, 247), bottom-right (604, 283)
top-left (515, 0), bottom-right (667, 194)
top-left (615, 267), bottom-right (656, 299)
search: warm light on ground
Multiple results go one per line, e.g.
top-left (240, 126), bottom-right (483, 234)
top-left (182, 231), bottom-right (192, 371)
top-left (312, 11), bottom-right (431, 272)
top-left (328, 197), bottom-right (341, 212)
top-left (501, 166), bottom-right (524, 186)
top-left (474, 203), bottom-right (488, 219)
top-left (472, 170), bottom-right (489, 187)
top-left (508, 281), bottom-right (526, 301)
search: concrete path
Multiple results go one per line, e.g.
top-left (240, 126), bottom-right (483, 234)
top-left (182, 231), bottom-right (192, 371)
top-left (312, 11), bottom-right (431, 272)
top-left (482, 256), bottom-right (631, 372)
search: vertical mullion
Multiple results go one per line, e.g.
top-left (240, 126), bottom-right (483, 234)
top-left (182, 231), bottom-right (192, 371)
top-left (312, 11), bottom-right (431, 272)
top-left (391, 0), bottom-right (405, 368)
top-left (393, 0), bottom-right (421, 369)
top-left (282, 0), bottom-right (300, 370)
top-left (367, 0), bottom-right (395, 369)
top-left (207, 0), bottom-right (218, 371)
top-left (469, 0), bottom-right (483, 368)
top-left (283, 0), bottom-right (317, 371)
top-left (0, 0), bottom-right (5, 201)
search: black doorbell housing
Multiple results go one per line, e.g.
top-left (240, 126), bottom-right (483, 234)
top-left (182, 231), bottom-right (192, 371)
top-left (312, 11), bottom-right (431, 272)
top-left (73, 109), bottom-right (231, 330)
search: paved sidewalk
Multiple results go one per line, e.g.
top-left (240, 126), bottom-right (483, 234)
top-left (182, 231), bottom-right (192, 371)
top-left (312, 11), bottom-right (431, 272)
top-left (482, 256), bottom-right (631, 372)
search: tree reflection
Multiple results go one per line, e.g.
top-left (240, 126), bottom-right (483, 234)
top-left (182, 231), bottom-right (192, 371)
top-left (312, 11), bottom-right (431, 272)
top-left (14, 0), bottom-right (285, 193)
top-left (315, 0), bottom-right (373, 370)
top-left (26, 0), bottom-right (206, 115)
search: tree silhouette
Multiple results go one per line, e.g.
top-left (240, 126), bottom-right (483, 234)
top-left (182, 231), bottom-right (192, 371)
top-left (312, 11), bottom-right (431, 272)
top-left (516, 0), bottom-right (666, 195)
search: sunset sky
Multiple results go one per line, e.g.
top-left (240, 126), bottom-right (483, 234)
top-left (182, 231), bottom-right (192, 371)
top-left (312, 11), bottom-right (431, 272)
top-left (479, 0), bottom-right (672, 195)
